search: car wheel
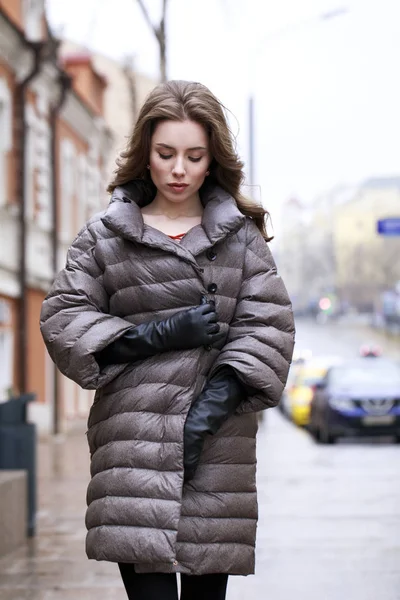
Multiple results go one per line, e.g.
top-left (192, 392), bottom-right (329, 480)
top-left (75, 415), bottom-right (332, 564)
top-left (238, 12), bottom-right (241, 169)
top-left (308, 413), bottom-right (317, 438)
top-left (318, 422), bottom-right (336, 444)
top-left (309, 408), bottom-right (321, 440)
top-left (311, 425), bottom-right (321, 441)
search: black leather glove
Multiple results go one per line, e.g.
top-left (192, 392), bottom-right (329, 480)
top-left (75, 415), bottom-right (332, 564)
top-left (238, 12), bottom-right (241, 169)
top-left (95, 299), bottom-right (224, 368)
top-left (183, 366), bottom-right (245, 483)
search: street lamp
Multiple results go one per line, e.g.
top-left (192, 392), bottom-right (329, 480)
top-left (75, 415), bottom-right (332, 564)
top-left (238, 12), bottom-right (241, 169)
top-left (247, 6), bottom-right (349, 189)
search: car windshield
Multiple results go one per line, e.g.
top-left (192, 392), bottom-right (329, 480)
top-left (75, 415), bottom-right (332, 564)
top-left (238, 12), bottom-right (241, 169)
top-left (329, 363), bottom-right (400, 388)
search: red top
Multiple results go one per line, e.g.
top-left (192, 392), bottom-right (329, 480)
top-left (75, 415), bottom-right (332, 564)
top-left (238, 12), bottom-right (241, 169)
top-left (168, 233), bottom-right (186, 241)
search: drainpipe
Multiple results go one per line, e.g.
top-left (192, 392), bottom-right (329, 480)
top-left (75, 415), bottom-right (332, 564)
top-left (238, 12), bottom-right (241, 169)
top-left (15, 42), bottom-right (43, 395)
top-left (49, 72), bottom-right (70, 434)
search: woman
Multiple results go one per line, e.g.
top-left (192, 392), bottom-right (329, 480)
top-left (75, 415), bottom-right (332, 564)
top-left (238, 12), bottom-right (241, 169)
top-left (40, 80), bottom-right (295, 600)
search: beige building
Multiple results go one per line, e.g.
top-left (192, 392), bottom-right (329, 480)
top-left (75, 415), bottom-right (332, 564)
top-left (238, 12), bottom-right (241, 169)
top-left (278, 197), bottom-right (309, 313)
top-left (278, 177), bottom-right (400, 313)
top-left (303, 185), bottom-right (356, 303)
top-left (333, 177), bottom-right (400, 310)
top-left (60, 41), bottom-right (157, 183)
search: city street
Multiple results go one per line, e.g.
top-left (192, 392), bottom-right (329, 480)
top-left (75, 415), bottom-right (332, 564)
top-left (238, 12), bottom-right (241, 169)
top-left (0, 318), bottom-right (399, 600)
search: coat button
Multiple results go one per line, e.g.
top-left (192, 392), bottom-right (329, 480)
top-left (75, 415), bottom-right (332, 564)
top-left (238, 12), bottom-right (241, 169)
top-left (172, 560), bottom-right (178, 566)
top-left (205, 345), bottom-right (212, 351)
top-left (208, 283), bottom-right (218, 294)
top-left (206, 249), bottom-right (217, 261)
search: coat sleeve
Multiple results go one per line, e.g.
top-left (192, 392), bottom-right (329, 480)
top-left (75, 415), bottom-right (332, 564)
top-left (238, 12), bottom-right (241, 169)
top-left (209, 220), bottom-right (295, 413)
top-left (40, 222), bottom-right (134, 390)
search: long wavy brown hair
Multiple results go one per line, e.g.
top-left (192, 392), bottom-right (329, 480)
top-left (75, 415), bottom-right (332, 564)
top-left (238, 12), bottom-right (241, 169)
top-left (107, 80), bottom-right (272, 240)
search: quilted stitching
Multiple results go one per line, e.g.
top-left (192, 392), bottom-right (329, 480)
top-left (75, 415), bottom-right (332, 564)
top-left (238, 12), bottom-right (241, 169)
top-left (40, 182), bottom-right (295, 575)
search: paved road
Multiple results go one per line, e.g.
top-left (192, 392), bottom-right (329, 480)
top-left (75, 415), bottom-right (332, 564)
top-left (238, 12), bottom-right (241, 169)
top-left (228, 409), bottom-right (400, 600)
top-left (295, 315), bottom-right (400, 361)
top-left (0, 319), bottom-right (399, 599)
top-left (228, 318), bottom-right (400, 599)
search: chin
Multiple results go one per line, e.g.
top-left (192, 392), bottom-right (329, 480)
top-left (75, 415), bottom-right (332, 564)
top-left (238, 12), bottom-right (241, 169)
top-left (165, 188), bottom-right (192, 201)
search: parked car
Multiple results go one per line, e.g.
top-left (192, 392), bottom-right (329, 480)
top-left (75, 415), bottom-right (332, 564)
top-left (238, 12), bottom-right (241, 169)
top-left (309, 358), bottom-right (400, 443)
top-left (279, 347), bottom-right (312, 416)
top-left (280, 364), bottom-right (299, 417)
top-left (283, 357), bottom-right (341, 426)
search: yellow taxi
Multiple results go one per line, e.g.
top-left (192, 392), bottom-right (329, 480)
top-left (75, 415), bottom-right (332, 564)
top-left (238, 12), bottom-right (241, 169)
top-left (286, 358), bottom-right (340, 426)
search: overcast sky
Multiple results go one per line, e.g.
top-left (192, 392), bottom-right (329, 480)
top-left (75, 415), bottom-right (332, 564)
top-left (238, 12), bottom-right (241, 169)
top-left (46, 0), bottom-right (400, 229)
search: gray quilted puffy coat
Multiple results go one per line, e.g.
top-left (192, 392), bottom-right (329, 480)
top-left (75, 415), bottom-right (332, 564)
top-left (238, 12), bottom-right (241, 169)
top-left (40, 181), bottom-right (295, 575)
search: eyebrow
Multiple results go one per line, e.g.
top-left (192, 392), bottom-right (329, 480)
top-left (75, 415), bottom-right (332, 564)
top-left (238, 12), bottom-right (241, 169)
top-left (155, 143), bottom-right (208, 151)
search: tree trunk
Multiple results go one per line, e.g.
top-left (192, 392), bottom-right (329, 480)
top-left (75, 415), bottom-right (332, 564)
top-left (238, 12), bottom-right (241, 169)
top-left (136, 0), bottom-right (169, 82)
top-left (160, 0), bottom-right (168, 82)
top-left (123, 56), bottom-right (138, 123)
top-left (159, 28), bottom-right (167, 82)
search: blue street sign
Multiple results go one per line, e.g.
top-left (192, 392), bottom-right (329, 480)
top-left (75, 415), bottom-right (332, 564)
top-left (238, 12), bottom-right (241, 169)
top-left (377, 218), bottom-right (400, 236)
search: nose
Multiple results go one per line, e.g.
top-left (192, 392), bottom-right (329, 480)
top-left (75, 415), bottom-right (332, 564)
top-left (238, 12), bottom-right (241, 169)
top-left (172, 157), bottom-right (186, 177)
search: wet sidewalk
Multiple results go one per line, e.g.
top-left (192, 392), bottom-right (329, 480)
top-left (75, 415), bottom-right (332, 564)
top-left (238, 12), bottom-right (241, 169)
top-left (0, 425), bottom-right (125, 599)
top-left (1, 404), bottom-right (399, 600)
top-left (0, 423), bottom-right (257, 599)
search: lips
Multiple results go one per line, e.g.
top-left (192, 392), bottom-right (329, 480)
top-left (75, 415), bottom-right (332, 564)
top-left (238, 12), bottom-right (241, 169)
top-left (167, 183), bottom-right (189, 194)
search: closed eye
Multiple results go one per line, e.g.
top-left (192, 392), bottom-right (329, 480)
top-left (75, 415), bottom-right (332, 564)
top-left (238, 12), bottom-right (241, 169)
top-left (158, 154), bottom-right (203, 163)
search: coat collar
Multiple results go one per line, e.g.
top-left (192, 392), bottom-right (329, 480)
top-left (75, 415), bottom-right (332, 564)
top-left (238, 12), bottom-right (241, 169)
top-left (101, 180), bottom-right (245, 260)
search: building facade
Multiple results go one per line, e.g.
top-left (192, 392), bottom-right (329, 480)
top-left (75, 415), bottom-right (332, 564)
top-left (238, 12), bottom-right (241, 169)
top-left (278, 176), bottom-right (400, 315)
top-left (333, 177), bottom-right (400, 310)
top-left (0, 0), bottom-right (112, 433)
top-left (60, 40), bottom-right (156, 182)
top-left (278, 196), bottom-right (309, 313)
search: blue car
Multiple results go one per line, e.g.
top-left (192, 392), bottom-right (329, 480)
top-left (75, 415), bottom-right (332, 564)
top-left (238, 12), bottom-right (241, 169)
top-left (309, 358), bottom-right (400, 443)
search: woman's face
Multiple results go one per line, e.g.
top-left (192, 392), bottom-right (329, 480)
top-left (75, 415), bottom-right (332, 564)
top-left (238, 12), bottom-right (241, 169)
top-left (149, 119), bottom-right (211, 204)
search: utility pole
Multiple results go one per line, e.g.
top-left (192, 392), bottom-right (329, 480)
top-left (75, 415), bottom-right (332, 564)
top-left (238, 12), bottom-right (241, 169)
top-left (135, 0), bottom-right (169, 82)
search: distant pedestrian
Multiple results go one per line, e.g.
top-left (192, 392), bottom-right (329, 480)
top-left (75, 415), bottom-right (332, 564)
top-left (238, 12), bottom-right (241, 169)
top-left (40, 80), bottom-right (295, 600)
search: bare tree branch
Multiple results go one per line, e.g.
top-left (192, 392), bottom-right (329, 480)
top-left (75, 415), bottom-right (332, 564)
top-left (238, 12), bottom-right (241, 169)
top-left (136, 0), bottom-right (158, 37)
top-left (135, 0), bottom-right (169, 82)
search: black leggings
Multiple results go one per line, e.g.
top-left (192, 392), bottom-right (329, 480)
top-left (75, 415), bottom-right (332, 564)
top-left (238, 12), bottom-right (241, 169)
top-left (118, 563), bottom-right (229, 600)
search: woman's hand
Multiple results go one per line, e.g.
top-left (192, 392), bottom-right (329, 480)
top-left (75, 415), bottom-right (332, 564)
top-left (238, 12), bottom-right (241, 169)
top-left (95, 299), bottom-right (224, 367)
top-left (183, 366), bottom-right (245, 482)
top-left (162, 300), bottom-right (224, 350)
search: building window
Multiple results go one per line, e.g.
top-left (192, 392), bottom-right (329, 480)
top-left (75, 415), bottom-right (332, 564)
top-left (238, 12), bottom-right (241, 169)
top-left (25, 104), bottom-right (37, 221)
top-left (0, 299), bottom-right (13, 401)
top-left (87, 163), bottom-right (101, 217)
top-left (0, 78), bottom-right (12, 207)
top-left (24, 104), bottom-right (52, 228)
top-left (60, 138), bottom-right (76, 241)
top-left (77, 153), bottom-right (102, 226)
top-left (86, 142), bottom-right (102, 217)
top-left (77, 154), bottom-right (87, 229)
top-left (35, 119), bottom-right (52, 229)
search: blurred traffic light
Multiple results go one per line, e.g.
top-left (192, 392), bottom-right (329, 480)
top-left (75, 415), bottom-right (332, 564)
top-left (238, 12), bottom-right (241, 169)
top-left (319, 297), bottom-right (332, 312)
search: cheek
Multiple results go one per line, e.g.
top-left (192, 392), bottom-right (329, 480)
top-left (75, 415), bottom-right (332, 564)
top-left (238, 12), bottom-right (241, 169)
top-left (190, 161), bottom-right (208, 177)
top-left (149, 155), bottom-right (168, 176)
top-left (192, 162), bottom-right (209, 179)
